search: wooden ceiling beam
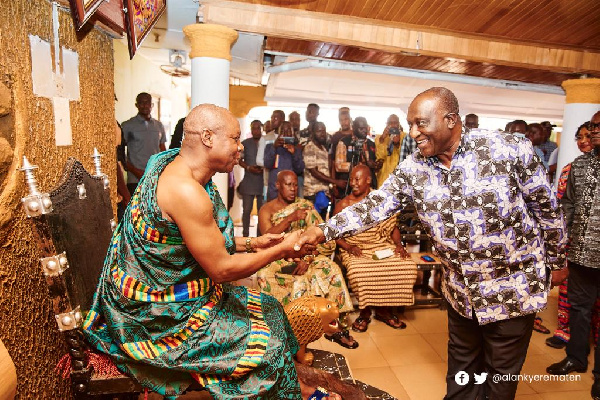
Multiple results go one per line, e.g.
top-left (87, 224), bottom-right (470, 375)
top-left (201, 0), bottom-right (599, 75)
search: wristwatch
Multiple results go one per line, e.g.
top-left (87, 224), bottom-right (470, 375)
top-left (245, 237), bottom-right (254, 253)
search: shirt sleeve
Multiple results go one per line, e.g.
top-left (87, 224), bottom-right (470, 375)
top-left (375, 135), bottom-right (389, 160)
top-left (515, 139), bottom-right (567, 270)
top-left (320, 168), bottom-right (412, 241)
top-left (292, 147), bottom-right (305, 174)
top-left (159, 122), bottom-right (166, 144)
top-left (256, 137), bottom-right (266, 167)
top-left (560, 163), bottom-right (576, 235)
top-left (263, 144), bottom-right (276, 169)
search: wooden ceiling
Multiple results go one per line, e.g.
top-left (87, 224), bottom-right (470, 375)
top-left (265, 37), bottom-right (586, 86)
top-left (235, 0), bottom-right (600, 50)
top-left (203, 0), bottom-right (600, 87)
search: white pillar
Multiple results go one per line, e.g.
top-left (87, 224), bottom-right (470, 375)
top-left (183, 23), bottom-right (238, 198)
top-left (190, 58), bottom-right (231, 108)
top-left (556, 79), bottom-right (600, 186)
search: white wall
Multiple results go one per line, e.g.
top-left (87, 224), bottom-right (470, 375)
top-left (113, 41), bottom-right (190, 144)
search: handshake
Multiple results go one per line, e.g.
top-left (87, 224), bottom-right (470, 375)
top-left (256, 226), bottom-right (326, 260)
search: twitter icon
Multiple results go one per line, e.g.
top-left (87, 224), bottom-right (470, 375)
top-left (474, 372), bottom-right (488, 385)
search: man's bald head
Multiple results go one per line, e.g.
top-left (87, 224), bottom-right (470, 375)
top-left (413, 87), bottom-right (459, 115)
top-left (183, 104), bottom-right (237, 142)
top-left (351, 164), bottom-right (371, 178)
top-left (277, 169), bottom-right (297, 184)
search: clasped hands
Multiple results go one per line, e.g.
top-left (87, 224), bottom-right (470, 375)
top-left (252, 226), bottom-right (324, 260)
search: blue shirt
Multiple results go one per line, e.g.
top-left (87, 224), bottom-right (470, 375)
top-left (264, 144), bottom-right (304, 200)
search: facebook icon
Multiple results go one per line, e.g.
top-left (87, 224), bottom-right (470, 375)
top-left (454, 371), bottom-right (470, 386)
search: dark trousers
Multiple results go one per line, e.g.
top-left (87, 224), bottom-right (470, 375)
top-left (241, 194), bottom-right (263, 237)
top-left (446, 305), bottom-right (535, 400)
top-left (566, 261), bottom-right (600, 375)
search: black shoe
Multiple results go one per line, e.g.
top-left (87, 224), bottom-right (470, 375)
top-left (545, 336), bottom-right (567, 349)
top-left (593, 378), bottom-right (600, 400)
top-left (546, 358), bottom-right (587, 375)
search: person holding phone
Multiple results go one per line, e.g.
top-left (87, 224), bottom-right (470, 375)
top-left (376, 114), bottom-right (405, 187)
top-left (264, 121), bottom-right (305, 200)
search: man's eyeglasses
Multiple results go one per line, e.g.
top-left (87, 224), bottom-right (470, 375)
top-left (585, 122), bottom-right (600, 131)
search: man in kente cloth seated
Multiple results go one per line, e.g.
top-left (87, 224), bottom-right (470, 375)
top-left (257, 170), bottom-right (358, 350)
top-left (334, 165), bottom-right (417, 332)
top-left (83, 104), bottom-right (342, 400)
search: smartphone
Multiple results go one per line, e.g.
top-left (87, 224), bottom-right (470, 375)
top-left (421, 255), bottom-right (435, 262)
top-left (282, 136), bottom-right (296, 145)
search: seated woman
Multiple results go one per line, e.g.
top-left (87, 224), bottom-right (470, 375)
top-left (257, 170), bottom-right (358, 349)
top-left (334, 165), bottom-right (417, 332)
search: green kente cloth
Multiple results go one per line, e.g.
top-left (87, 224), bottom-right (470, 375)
top-left (83, 149), bottom-right (300, 399)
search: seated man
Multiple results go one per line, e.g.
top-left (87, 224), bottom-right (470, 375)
top-left (83, 104), bottom-right (340, 400)
top-left (257, 170), bottom-right (358, 349)
top-left (334, 165), bottom-right (417, 332)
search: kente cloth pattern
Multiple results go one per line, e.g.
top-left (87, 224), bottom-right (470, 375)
top-left (551, 278), bottom-right (600, 344)
top-left (322, 130), bottom-right (567, 325)
top-left (256, 199), bottom-right (353, 313)
top-left (83, 149), bottom-right (301, 399)
top-left (561, 150), bottom-right (600, 269)
top-left (339, 217), bottom-right (417, 309)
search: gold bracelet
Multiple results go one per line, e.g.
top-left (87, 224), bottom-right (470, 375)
top-left (245, 237), bottom-right (254, 253)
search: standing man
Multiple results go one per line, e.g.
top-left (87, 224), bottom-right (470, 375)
top-left (289, 111), bottom-right (301, 139)
top-left (303, 122), bottom-right (346, 219)
top-left (464, 113), bottom-right (479, 130)
top-left (376, 114), bottom-right (405, 186)
top-left (334, 116), bottom-right (380, 196)
top-left (536, 121), bottom-right (559, 165)
top-left (121, 92), bottom-right (166, 194)
top-left (257, 110), bottom-right (286, 199)
top-left (547, 112), bottom-right (600, 400)
top-left (264, 121), bottom-right (304, 200)
top-left (298, 103), bottom-right (320, 147)
top-left (238, 120), bottom-right (264, 237)
top-left (299, 87), bottom-right (567, 400)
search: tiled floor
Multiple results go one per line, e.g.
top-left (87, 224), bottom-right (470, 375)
top-left (303, 287), bottom-right (595, 399)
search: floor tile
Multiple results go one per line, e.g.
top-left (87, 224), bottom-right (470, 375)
top-left (318, 334), bottom-right (389, 369)
top-left (372, 334), bottom-right (443, 367)
top-left (421, 332), bottom-right (449, 362)
top-left (403, 307), bottom-right (448, 334)
top-left (352, 366), bottom-right (410, 399)
top-left (391, 362), bottom-right (447, 400)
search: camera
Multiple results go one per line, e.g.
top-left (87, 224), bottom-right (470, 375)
top-left (282, 136), bottom-right (296, 145)
top-left (389, 127), bottom-right (400, 136)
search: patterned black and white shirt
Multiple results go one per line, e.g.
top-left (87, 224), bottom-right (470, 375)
top-left (561, 150), bottom-right (600, 269)
top-left (321, 130), bottom-right (567, 324)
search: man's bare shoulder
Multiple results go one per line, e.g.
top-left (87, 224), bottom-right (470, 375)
top-left (157, 163), bottom-right (211, 221)
top-left (259, 198), bottom-right (279, 217)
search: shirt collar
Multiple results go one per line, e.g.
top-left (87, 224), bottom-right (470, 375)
top-left (416, 127), bottom-right (469, 168)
